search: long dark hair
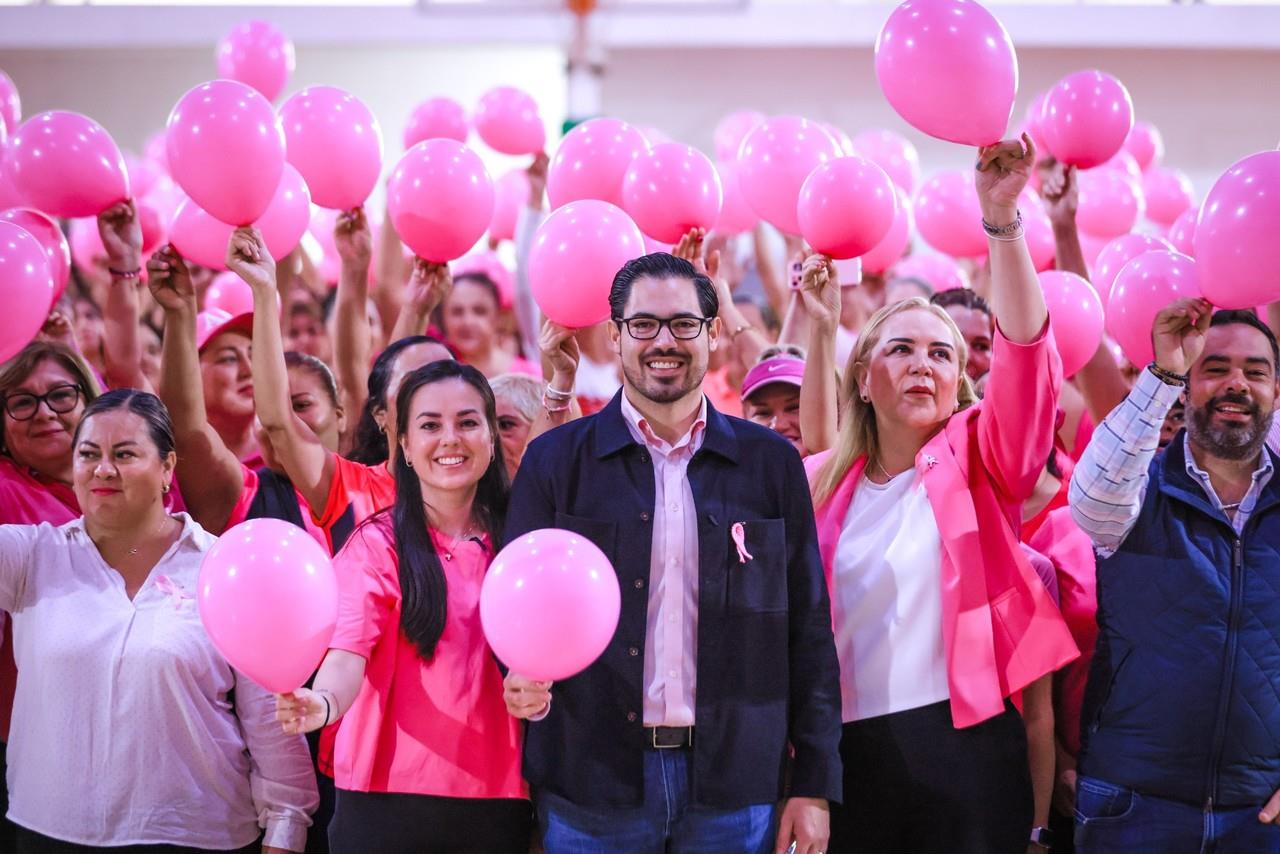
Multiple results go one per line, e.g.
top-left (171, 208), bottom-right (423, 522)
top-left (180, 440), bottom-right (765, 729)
top-left (347, 335), bottom-right (446, 465)
top-left (390, 361), bottom-right (509, 660)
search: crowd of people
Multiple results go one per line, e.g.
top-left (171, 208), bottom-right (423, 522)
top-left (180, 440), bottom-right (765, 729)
top-left (1, 124), bottom-right (1279, 854)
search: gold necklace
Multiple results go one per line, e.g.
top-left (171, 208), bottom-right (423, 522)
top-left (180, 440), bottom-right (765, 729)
top-left (126, 516), bottom-right (173, 556)
top-left (438, 523), bottom-right (478, 562)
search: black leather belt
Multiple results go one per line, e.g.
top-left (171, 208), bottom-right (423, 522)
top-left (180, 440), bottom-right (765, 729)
top-left (644, 725), bottom-right (694, 749)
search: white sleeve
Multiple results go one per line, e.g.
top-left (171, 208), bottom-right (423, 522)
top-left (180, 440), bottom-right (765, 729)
top-left (514, 205), bottom-right (547, 363)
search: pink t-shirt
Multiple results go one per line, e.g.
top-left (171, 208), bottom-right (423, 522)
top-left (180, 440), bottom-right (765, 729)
top-left (328, 518), bottom-right (526, 799)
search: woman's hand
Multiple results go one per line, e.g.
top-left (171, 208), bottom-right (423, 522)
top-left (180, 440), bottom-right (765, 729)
top-left (798, 253), bottom-right (840, 331)
top-left (226, 227), bottom-right (277, 294)
top-left (539, 319), bottom-right (581, 380)
top-left (147, 245), bottom-right (197, 313)
top-left (97, 200), bottom-right (143, 273)
top-left (503, 673), bottom-right (552, 719)
top-left (975, 133), bottom-right (1037, 225)
top-left (407, 257), bottom-right (452, 315)
top-left (334, 206), bottom-right (373, 269)
top-left (274, 689), bottom-right (329, 735)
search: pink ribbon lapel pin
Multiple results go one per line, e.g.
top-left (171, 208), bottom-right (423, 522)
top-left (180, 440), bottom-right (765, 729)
top-left (731, 522), bottom-right (755, 564)
top-left (155, 575), bottom-right (194, 611)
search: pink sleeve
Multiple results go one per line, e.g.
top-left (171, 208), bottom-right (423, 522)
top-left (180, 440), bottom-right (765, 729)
top-left (221, 465), bottom-right (259, 533)
top-left (977, 321), bottom-right (1062, 504)
top-left (329, 522), bottom-right (400, 660)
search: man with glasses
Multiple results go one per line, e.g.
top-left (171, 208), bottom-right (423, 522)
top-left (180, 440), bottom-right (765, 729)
top-left (503, 252), bottom-right (842, 854)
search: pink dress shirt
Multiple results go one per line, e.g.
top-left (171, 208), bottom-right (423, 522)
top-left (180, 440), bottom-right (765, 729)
top-left (619, 392), bottom-right (707, 728)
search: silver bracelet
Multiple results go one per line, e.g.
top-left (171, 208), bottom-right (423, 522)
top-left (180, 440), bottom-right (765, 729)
top-left (544, 384), bottom-right (573, 401)
top-left (986, 228), bottom-right (1026, 243)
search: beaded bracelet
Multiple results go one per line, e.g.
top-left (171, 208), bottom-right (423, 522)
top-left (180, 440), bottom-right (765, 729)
top-left (108, 267), bottom-right (142, 280)
top-left (981, 211), bottom-right (1023, 238)
top-left (1148, 362), bottom-right (1189, 387)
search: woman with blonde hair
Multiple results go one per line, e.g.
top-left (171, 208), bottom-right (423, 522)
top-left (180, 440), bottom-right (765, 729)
top-left (801, 136), bottom-right (1078, 854)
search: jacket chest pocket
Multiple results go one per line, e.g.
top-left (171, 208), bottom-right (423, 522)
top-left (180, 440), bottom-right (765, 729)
top-left (553, 512), bottom-right (618, 565)
top-left (725, 518), bottom-right (788, 614)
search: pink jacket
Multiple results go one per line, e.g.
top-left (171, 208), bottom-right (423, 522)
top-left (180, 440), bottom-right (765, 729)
top-left (806, 324), bottom-right (1079, 729)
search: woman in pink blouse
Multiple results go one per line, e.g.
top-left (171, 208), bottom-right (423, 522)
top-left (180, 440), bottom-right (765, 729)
top-left (275, 360), bottom-right (529, 854)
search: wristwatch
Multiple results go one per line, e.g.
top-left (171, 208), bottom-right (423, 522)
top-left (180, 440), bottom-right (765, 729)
top-left (1030, 826), bottom-right (1055, 848)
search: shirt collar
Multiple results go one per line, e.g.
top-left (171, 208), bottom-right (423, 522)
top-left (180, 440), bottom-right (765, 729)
top-left (66, 511), bottom-right (200, 548)
top-left (1182, 432), bottom-right (1274, 484)
top-left (619, 389), bottom-right (708, 457)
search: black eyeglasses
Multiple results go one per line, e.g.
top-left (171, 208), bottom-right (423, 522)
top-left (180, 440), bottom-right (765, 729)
top-left (3, 384), bottom-right (83, 421)
top-left (614, 315), bottom-right (714, 341)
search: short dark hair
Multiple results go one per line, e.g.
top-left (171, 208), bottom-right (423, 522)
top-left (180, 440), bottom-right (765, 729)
top-left (931, 288), bottom-right (991, 317)
top-left (74, 389), bottom-right (175, 459)
top-left (1209, 309), bottom-right (1280, 369)
top-left (608, 253), bottom-right (718, 321)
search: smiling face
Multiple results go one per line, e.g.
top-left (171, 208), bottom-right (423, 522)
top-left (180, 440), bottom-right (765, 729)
top-left (399, 378), bottom-right (495, 495)
top-left (2, 357), bottom-right (87, 477)
top-left (610, 276), bottom-right (719, 406)
top-left (743, 384), bottom-right (803, 453)
top-left (73, 409), bottom-right (175, 526)
top-left (856, 307), bottom-right (963, 434)
top-left (1186, 323), bottom-right (1279, 461)
top-left (199, 331), bottom-right (254, 421)
top-left (443, 279), bottom-right (500, 358)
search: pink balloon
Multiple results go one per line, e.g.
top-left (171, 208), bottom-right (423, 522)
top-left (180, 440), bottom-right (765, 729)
top-left (215, 20), bottom-right (295, 103)
top-left (480, 528), bottom-right (620, 683)
top-left (404, 97), bottom-right (468, 148)
top-left (473, 87), bottom-right (545, 157)
top-left (823, 124), bottom-right (857, 157)
top-left (1020, 191), bottom-right (1056, 272)
top-left (490, 168), bottom-right (530, 243)
top-left (136, 198), bottom-right (167, 255)
top-left (141, 175), bottom-right (186, 231)
top-left (527, 200), bottom-right (645, 328)
top-left (198, 518), bottom-right (338, 693)
top-left (1107, 250), bottom-right (1200, 366)
top-left (892, 252), bottom-right (970, 293)
top-left (0, 71), bottom-right (19, 138)
top-left (0, 208), bottom-right (70, 307)
top-left (1080, 232), bottom-right (1110, 270)
top-left (1167, 209), bottom-right (1197, 257)
top-left (0, 222), bottom-right (53, 362)
top-left (874, 0), bottom-right (1018, 146)
top-left (798, 156), bottom-right (897, 260)
top-left (1076, 168), bottom-right (1144, 239)
top-left (1196, 150), bottom-right (1280, 309)
top-left (144, 132), bottom-right (170, 175)
top-left (0, 155), bottom-right (27, 211)
top-left (170, 200), bottom-right (232, 271)
top-left (1091, 232), bottom-right (1175, 306)
top-left (1022, 92), bottom-right (1049, 154)
top-left (913, 170), bottom-right (985, 258)
top-left (1040, 70), bottom-right (1134, 170)
top-left (547, 118), bottom-right (648, 210)
top-left (6, 112), bottom-right (129, 218)
top-left (861, 187), bottom-right (914, 275)
top-left (125, 154), bottom-right (164, 200)
top-left (1124, 121), bottom-right (1164, 172)
top-left (1142, 166), bottom-right (1194, 227)
top-left (68, 217), bottom-right (106, 276)
top-left (621, 143), bottom-right (722, 245)
top-left (737, 116), bottom-right (842, 236)
top-left (167, 80), bottom-right (286, 227)
top-left (851, 128), bottom-right (922, 195)
top-left (280, 86), bottom-right (383, 211)
top-left (1100, 149), bottom-right (1142, 184)
top-left (307, 207), bottom-right (341, 283)
top-left (256, 163), bottom-right (312, 259)
top-left (205, 271), bottom-right (254, 316)
top-left (388, 139), bottom-right (494, 263)
top-left (1038, 270), bottom-right (1104, 377)
top-left (714, 160), bottom-right (758, 236)
top-left (714, 110), bottom-right (766, 162)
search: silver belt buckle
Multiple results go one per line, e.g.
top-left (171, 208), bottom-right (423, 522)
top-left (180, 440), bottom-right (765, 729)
top-left (651, 726), bottom-right (691, 749)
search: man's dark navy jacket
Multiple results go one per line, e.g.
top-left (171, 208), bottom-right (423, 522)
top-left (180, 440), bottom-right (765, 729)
top-left (503, 392), bottom-right (843, 809)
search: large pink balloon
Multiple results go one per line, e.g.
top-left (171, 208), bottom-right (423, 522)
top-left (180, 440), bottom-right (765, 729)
top-left (387, 139), bottom-right (494, 263)
top-left (0, 222), bottom-right (54, 362)
top-left (0, 208), bottom-right (70, 307)
top-left (861, 187), bottom-right (913, 274)
top-left (874, 0), bottom-right (1018, 146)
top-left (171, 164), bottom-right (309, 270)
top-left (215, 20), bottom-right (295, 103)
top-left (0, 157), bottom-right (26, 211)
top-left (622, 143), bottom-right (722, 245)
top-left (1196, 150), bottom-right (1280, 309)
top-left (1038, 270), bottom-right (1104, 377)
top-left (1107, 250), bottom-right (1200, 366)
top-left (490, 168), bottom-right (530, 243)
top-left (205, 271), bottom-right (254, 316)
top-left (1021, 92), bottom-right (1049, 153)
top-left (279, 87), bottom-right (383, 211)
top-left (7, 112), bottom-right (129, 218)
top-left (548, 118), bottom-right (648, 210)
top-left (892, 252), bottom-right (970, 293)
top-left (737, 116), bottom-right (842, 236)
top-left (198, 518), bottom-right (338, 693)
top-left (798, 156), bottom-right (897, 260)
top-left (714, 160), bottom-right (758, 236)
top-left (1142, 166), bottom-right (1194, 227)
top-left (1100, 149), bottom-right (1142, 184)
top-left (1021, 191), bottom-right (1056, 272)
top-left (1124, 121), bottom-right (1164, 172)
top-left (1167, 209), bottom-right (1197, 257)
top-left (913, 170), bottom-right (986, 259)
top-left (527, 200), bottom-right (644, 328)
top-left (851, 128), bottom-right (922, 195)
top-left (0, 71), bottom-right (19, 137)
top-left (714, 110), bottom-right (766, 162)
top-left (69, 217), bottom-right (106, 277)
top-left (404, 97), bottom-right (468, 148)
top-left (473, 87), bottom-right (545, 156)
top-left (1076, 168), bottom-right (1144, 239)
top-left (480, 528), bottom-right (620, 683)
top-left (167, 80), bottom-right (286, 227)
top-left (1092, 232), bottom-right (1174, 305)
top-left (1040, 70), bottom-right (1134, 170)
top-left (170, 200), bottom-right (232, 271)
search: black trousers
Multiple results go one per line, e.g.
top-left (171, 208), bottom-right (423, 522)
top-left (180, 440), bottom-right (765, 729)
top-left (328, 789), bottom-right (532, 854)
top-left (13, 828), bottom-right (256, 854)
top-left (829, 699), bottom-right (1033, 854)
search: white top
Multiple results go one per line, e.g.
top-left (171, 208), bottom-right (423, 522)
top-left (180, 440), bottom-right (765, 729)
top-left (574, 353), bottom-right (622, 403)
top-left (0, 514), bottom-right (317, 850)
top-left (833, 470), bottom-right (949, 722)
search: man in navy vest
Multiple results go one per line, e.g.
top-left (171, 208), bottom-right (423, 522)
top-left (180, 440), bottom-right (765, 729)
top-left (1070, 297), bottom-right (1280, 852)
top-left (501, 252), bottom-right (842, 854)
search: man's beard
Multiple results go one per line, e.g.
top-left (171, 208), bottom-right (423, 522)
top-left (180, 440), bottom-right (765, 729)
top-left (621, 349), bottom-right (706, 405)
top-left (1187, 392), bottom-right (1273, 461)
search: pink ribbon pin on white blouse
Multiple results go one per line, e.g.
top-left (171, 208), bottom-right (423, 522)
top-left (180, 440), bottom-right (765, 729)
top-left (731, 522), bottom-right (754, 564)
top-left (155, 575), bottom-right (194, 611)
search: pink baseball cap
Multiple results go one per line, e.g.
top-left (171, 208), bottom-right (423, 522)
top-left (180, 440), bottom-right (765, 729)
top-left (195, 308), bottom-right (253, 353)
top-left (741, 356), bottom-right (805, 401)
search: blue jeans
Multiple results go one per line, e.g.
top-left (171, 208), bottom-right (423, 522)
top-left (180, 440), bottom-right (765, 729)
top-left (537, 749), bottom-right (777, 853)
top-left (1074, 775), bottom-right (1280, 853)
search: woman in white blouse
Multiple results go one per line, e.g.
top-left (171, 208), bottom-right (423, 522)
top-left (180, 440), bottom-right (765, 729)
top-left (0, 389), bottom-right (317, 853)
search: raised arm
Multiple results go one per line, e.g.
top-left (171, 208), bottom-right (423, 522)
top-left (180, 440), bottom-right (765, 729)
top-left (798, 254), bottom-right (841, 455)
top-left (673, 228), bottom-right (770, 369)
top-left (371, 202), bottom-right (410, 339)
top-left (332, 208), bottom-right (375, 450)
top-left (389, 258), bottom-right (451, 343)
top-left (513, 153), bottom-right (549, 362)
top-left (525, 319), bottom-right (584, 445)
top-left (978, 135), bottom-right (1048, 344)
top-left (149, 245), bottom-right (246, 534)
top-left (98, 201), bottom-right (149, 392)
top-left (226, 228), bottom-right (336, 515)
